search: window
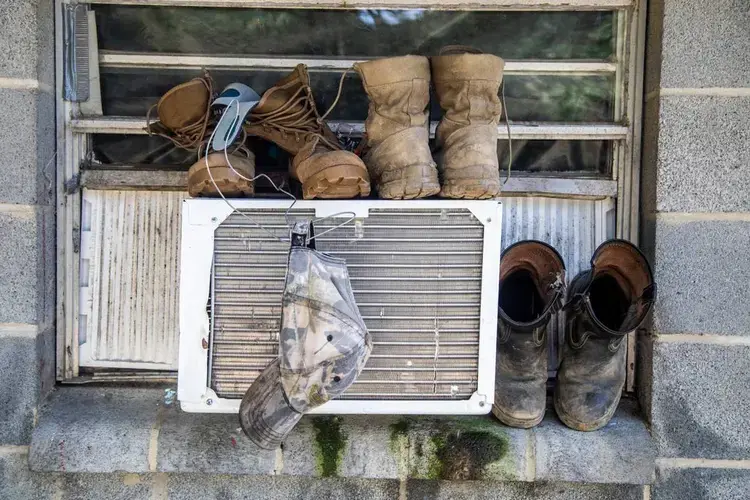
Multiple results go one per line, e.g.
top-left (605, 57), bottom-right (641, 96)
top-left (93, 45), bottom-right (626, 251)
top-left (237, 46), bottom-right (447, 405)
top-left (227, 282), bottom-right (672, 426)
top-left (56, 0), bottom-right (645, 394)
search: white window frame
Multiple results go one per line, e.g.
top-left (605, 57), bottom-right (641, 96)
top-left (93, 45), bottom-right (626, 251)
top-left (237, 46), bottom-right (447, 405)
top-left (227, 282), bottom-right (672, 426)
top-left (55, 0), bottom-right (647, 393)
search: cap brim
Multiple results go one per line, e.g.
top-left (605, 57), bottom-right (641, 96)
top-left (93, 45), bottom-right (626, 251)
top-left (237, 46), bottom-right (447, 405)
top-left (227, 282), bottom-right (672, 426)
top-left (238, 358), bottom-right (303, 450)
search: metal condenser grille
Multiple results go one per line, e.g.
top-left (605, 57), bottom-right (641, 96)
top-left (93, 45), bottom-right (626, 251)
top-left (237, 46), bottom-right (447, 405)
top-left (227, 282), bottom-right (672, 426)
top-left (209, 208), bottom-right (485, 400)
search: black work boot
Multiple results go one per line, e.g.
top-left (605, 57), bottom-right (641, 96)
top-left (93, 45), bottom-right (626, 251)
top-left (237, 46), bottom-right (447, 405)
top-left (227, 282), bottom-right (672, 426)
top-left (554, 240), bottom-right (655, 431)
top-left (492, 241), bottom-right (566, 428)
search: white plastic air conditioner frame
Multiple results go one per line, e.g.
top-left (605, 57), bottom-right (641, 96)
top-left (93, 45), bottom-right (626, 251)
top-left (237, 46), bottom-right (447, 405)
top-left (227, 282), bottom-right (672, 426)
top-left (178, 199), bottom-right (502, 414)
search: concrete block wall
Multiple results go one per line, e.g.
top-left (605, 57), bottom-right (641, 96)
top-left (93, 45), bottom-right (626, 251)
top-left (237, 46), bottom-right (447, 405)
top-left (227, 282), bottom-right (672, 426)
top-left (641, 1), bottom-right (750, 498)
top-left (0, 0), bottom-right (56, 463)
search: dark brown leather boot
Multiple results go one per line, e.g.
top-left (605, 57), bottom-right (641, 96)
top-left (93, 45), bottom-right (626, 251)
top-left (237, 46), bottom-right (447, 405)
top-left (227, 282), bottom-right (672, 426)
top-left (554, 240), bottom-right (655, 431)
top-left (492, 241), bottom-right (566, 428)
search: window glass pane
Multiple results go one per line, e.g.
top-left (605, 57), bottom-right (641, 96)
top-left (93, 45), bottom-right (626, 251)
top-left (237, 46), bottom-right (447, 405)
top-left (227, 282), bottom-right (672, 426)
top-left (91, 134), bottom-right (611, 177)
top-left (498, 140), bottom-right (611, 175)
top-left (94, 6), bottom-right (614, 59)
top-left (100, 68), bottom-right (614, 123)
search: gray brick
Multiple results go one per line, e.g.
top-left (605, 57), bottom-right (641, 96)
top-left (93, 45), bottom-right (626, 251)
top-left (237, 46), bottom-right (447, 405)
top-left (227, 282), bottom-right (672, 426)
top-left (407, 480), bottom-right (643, 500)
top-left (0, 449), bottom-right (56, 500)
top-left (654, 467), bottom-right (750, 500)
top-left (651, 341), bottom-right (750, 459)
top-left (659, 0), bottom-right (750, 88)
top-left (30, 387), bottom-right (161, 473)
top-left (0, 334), bottom-right (48, 445)
top-left (652, 217), bottom-right (750, 337)
top-left (0, 89), bottom-right (55, 205)
top-left (535, 400), bottom-right (655, 484)
top-left (0, 0), bottom-right (54, 83)
top-left (167, 475), bottom-right (400, 500)
top-left (157, 407), bottom-right (277, 474)
top-left (654, 96), bottom-right (750, 213)
top-left (58, 473), bottom-right (155, 500)
top-left (0, 207), bottom-right (54, 324)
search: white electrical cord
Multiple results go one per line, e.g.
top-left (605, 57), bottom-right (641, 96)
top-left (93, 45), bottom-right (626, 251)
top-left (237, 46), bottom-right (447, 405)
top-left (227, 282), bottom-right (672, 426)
top-left (204, 100), bottom-right (356, 243)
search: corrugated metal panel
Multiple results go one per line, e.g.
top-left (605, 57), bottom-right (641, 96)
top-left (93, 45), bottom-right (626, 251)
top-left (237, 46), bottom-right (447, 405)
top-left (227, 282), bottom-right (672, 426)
top-left (501, 196), bottom-right (616, 371)
top-left (79, 189), bottom-right (185, 369)
top-left (210, 208), bottom-right (486, 400)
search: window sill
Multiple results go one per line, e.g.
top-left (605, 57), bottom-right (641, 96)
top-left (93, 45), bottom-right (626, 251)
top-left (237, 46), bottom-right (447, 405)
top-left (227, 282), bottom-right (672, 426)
top-left (29, 387), bottom-right (655, 485)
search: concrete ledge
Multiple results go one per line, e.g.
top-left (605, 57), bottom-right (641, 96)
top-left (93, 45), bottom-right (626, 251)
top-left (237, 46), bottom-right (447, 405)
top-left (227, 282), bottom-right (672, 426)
top-left (29, 387), bottom-right (655, 485)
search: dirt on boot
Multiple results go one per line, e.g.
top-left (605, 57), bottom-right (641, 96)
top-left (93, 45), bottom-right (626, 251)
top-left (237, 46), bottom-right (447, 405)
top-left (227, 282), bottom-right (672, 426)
top-left (493, 241), bottom-right (566, 428)
top-left (354, 55), bottom-right (440, 199)
top-left (432, 48), bottom-right (504, 199)
top-left (244, 65), bottom-right (370, 199)
top-left (554, 240), bottom-right (655, 431)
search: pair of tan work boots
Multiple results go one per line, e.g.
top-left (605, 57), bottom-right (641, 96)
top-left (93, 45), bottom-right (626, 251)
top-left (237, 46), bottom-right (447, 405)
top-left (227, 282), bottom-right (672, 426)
top-left (355, 49), bottom-right (505, 199)
top-left (147, 67), bottom-right (370, 199)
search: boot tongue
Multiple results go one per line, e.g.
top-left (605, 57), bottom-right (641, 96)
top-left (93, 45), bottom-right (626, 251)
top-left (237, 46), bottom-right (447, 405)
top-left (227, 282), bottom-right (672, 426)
top-left (252, 65), bottom-right (308, 114)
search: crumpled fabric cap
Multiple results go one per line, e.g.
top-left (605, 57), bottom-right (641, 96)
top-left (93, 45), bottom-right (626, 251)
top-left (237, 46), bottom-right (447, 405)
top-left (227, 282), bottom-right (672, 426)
top-left (239, 226), bottom-right (371, 450)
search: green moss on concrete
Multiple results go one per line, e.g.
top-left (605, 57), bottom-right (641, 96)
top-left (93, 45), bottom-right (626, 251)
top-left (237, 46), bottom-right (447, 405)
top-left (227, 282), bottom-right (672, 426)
top-left (311, 416), bottom-right (347, 477)
top-left (417, 417), bottom-right (512, 481)
top-left (388, 419), bottom-right (410, 454)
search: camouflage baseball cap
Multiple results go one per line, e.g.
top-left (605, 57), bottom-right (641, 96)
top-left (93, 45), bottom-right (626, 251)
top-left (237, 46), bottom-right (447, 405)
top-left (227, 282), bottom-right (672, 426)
top-left (239, 221), bottom-right (372, 449)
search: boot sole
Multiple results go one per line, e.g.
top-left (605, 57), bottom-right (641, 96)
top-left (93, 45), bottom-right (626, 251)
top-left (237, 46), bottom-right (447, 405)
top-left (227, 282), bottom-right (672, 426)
top-left (188, 163), bottom-right (254, 197)
top-left (491, 404), bottom-right (545, 429)
top-left (302, 164), bottom-right (371, 199)
top-left (376, 163), bottom-right (441, 200)
top-left (439, 178), bottom-right (501, 200)
top-left (553, 390), bottom-right (622, 432)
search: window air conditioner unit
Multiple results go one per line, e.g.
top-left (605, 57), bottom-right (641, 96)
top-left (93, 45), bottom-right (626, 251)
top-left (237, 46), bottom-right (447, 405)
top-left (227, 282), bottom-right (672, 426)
top-left (178, 199), bottom-right (502, 414)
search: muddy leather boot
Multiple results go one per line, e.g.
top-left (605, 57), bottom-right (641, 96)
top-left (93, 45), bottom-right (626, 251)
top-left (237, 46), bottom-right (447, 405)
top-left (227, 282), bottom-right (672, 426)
top-left (244, 65), bottom-right (370, 200)
top-left (354, 56), bottom-right (440, 199)
top-left (492, 241), bottom-right (566, 428)
top-left (555, 240), bottom-right (656, 431)
top-left (146, 73), bottom-right (255, 197)
top-left (431, 47), bottom-right (504, 199)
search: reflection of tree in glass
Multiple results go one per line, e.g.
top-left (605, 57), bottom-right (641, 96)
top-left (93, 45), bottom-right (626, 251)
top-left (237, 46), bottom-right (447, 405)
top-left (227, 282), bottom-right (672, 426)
top-left (95, 6), bottom-right (613, 59)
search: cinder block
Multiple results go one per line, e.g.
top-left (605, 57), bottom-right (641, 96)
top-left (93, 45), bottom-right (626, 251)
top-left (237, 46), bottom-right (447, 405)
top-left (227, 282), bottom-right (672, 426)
top-left (651, 341), bottom-right (750, 459)
top-left (659, 0), bottom-right (750, 88)
top-left (157, 408), bottom-right (277, 474)
top-left (0, 450), bottom-right (57, 500)
top-left (0, 207), bottom-right (54, 325)
top-left (30, 388), bottom-right (161, 473)
top-left (654, 96), bottom-right (750, 213)
top-left (58, 473), bottom-right (155, 500)
top-left (534, 400), bottom-right (656, 484)
top-left (0, 0), bottom-right (54, 83)
top-left (406, 480), bottom-right (643, 500)
top-left (167, 476), bottom-right (400, 500)
top-left (0, 334), bottom-right (47, 445)
top-left (652, 217), bottom-right (750, 337)
top-left (654, 467), bottom-right (750, 500)
top-left (0, 89), bottom-right (55, 205)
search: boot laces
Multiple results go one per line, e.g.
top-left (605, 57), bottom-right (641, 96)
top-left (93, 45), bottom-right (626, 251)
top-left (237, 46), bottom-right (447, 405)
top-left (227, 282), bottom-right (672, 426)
top-left (146, 71), bottom-right (215, 151)
top-left (247, 70), bottom-right (351, 152)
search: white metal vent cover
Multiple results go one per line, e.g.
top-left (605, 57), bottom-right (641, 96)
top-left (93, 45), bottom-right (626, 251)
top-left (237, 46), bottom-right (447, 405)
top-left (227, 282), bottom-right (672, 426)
top-left (178, 199), bottom-right (502, 414)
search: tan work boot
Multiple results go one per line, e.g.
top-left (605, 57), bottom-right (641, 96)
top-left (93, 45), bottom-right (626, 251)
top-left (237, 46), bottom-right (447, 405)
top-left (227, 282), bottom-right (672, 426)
top-left (354, 56), bottom-right (440, 199)
top-left (146, 72), bottom-right (255, 197)
top-left (432, 47), bottom-right (504, 199)
top-left (244, 65), bottom-right (370, 200)
top-left (187, 150), bottom-right (255, 198)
